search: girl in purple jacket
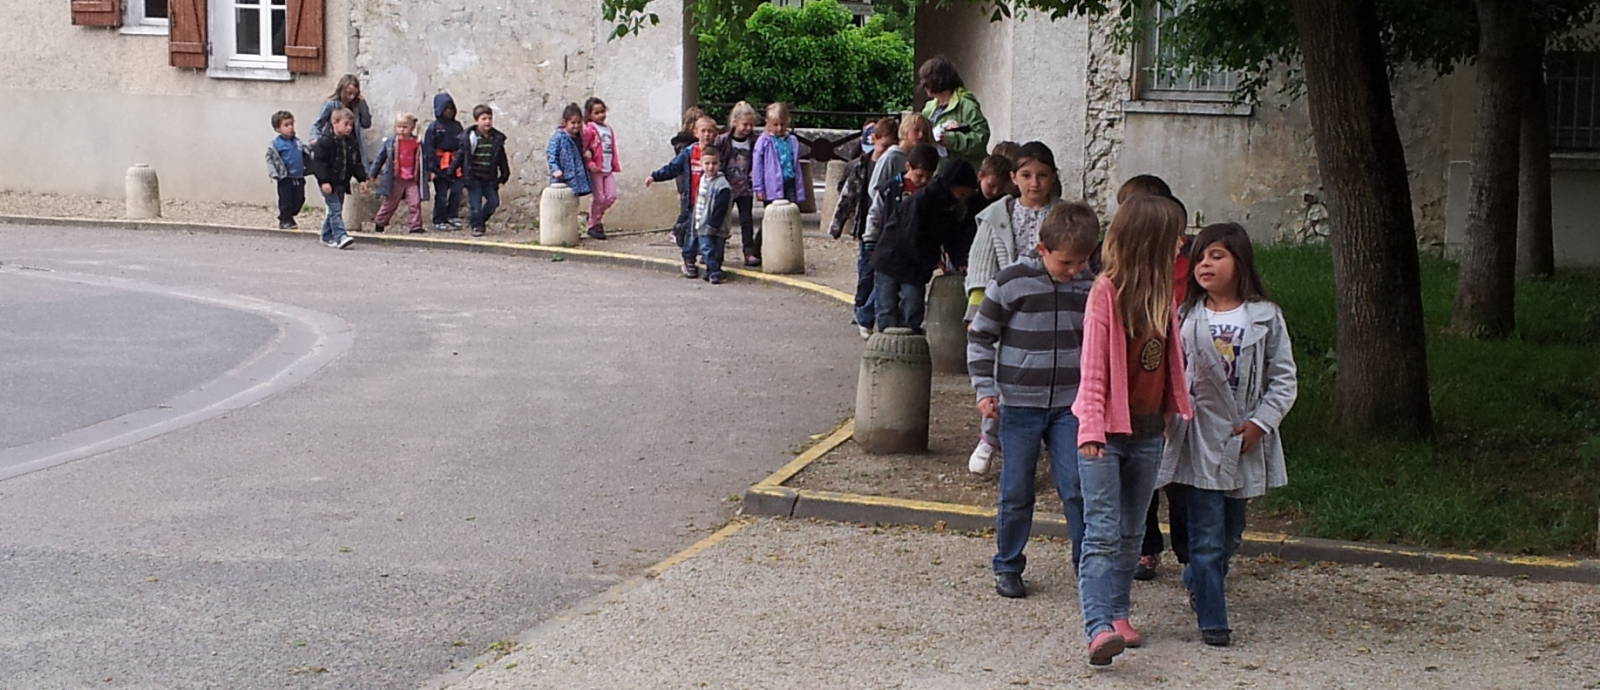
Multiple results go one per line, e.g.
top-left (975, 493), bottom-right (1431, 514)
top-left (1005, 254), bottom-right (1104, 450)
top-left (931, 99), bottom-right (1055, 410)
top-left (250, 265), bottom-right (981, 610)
top-left (751, 102), bottom-right (808, 210)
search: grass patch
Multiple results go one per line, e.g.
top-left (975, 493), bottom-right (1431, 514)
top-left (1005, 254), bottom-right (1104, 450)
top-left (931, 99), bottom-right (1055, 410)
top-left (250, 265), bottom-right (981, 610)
top-left (1252, 245), bottom-right (1600, 556)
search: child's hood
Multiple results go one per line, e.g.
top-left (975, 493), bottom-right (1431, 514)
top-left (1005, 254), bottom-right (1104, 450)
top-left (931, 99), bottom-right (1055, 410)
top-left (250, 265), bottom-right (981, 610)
top-left (433, 93), bottom-right (457, 120)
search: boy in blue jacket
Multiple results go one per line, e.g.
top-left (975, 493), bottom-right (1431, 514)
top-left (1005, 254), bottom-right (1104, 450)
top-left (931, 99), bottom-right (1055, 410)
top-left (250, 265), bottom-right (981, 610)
top-left (266, 110), bottom-right (310, 229)
top-left (422, 93), bottom-right (464, 231)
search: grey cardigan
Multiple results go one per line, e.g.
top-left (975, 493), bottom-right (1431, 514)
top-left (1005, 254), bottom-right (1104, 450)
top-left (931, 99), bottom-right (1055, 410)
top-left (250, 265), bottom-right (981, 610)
top-left (1158, 300), bottom-right (1298, 499)
top-left (964, 196), bottom-right (1062, 296)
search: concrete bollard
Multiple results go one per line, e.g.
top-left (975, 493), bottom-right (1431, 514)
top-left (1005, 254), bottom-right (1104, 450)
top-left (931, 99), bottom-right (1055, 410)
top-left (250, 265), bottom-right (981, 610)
top-left (539, 183), bottom-right (581, 246)
top-left (819, 159), bottom-right (848, 234)
top-left (797, 160), bottom-right (818, 214)
top-left (124, 164), bottom-right (161, 219)
top-left (855, 327), bottom-right (932, 454)
top-left (343, 189), bottom-right (377, 233)
top-left (762, 200), bottom-right (805, 274)
top-left (925, 273), bottom-right (969, 374)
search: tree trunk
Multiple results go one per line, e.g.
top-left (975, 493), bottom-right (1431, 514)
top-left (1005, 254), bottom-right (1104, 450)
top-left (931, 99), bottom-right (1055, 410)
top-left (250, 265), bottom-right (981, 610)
top-left (1451, 0), bottom-right (1526, 336)
top-left (1517, 46), bottom-right (1555, 278)
top-left (1288, 0), bottom-right (1433, 437)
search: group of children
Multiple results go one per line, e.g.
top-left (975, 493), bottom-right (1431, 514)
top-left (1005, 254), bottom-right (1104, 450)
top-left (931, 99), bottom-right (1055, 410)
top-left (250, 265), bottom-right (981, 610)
top-left (957, 162), bottom-right (1298, 665)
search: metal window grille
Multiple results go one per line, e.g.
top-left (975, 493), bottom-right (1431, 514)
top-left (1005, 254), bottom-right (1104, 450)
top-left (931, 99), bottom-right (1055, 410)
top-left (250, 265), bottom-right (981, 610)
top-left (1547, 51), bottom-right (1600, 152)
top-left (1136, 3), bottom-right (1238, 102)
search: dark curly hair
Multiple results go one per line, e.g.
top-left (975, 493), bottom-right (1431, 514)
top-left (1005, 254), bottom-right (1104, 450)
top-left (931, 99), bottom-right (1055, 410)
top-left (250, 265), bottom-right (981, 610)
top-left (918, 55), bottom-right (964, 95)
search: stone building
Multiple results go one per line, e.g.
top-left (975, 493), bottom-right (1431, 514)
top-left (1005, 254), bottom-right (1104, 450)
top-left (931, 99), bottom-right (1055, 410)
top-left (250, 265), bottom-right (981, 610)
top-left (1, 0), bottom-right (691, 228)
top-left (916, 3), bottom-right (1600, 266)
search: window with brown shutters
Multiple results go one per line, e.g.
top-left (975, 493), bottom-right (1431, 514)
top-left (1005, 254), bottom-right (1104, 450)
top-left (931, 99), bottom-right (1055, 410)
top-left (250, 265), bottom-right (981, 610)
top-left (285, 0), bottom-right (324, 74)
top-left (72, 0), bottom-right (124, 27)
top-left (167, 0), bottom-right (207, 68)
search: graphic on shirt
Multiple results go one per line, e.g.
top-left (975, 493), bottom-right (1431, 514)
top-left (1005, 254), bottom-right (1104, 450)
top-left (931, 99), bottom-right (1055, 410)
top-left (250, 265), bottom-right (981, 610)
top-left (1210, 322), bottom-right (1245, 387)
top-left (1139, 337), bottom-right (1163, 372)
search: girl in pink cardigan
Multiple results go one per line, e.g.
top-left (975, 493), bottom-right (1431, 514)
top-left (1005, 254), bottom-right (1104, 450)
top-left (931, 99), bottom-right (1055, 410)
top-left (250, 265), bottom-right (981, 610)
top-left (1070, 194), bottom-right (1193, 667)
top-left (581, 97), bottom-right (621, 240)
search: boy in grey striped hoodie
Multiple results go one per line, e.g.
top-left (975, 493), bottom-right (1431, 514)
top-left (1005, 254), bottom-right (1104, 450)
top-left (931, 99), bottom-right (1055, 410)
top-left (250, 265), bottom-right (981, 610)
top-left (967, 202), bottom-right (1101, 599)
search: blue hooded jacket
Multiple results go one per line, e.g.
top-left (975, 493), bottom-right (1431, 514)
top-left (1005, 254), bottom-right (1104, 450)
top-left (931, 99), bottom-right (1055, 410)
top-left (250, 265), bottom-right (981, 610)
top-left (422, 93), bottom-right (464, 179)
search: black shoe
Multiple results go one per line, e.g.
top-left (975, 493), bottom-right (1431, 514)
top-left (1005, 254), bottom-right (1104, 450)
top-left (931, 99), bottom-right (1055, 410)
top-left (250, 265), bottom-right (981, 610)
top-left (1201, 629), bottom-right (1231, 647)
top-left (278, 221), bottom-right (293, 229)
top-left (409, 226), bottom-right (425, 234)
top-left (994, 572), bottom-right (1026, 598)
top-left (471, 227), bottom-right (485, 237)
top-left (374, 224), bottom-right (386, 233)
top-left (1133, 554), bottom-right (1159, 581)
top-left (681, 261), bottom-right (699, 279)
top-left (587, 224), bottom-right (607, 240)
top-left (708, 273), bottom-right (724, 285)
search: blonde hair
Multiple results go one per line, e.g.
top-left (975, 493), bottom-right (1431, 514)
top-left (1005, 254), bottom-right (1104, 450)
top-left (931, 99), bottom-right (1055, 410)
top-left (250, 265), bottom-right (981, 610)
top-left (900, 113), bottom-right (933, 144)
top-left (765, 102), bottom-right (791, 126)
top-left (396, 112), bottom-right (418, 133)
top-left (729, 101), bottom-right (758, 128)
top-left (1103, 195), bottom-right (1186, 339)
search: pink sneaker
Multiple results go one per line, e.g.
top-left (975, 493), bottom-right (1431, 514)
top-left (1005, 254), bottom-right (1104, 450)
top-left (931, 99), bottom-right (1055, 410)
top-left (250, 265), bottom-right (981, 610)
top-left (1113, 619), bottom-right (1143, 648)
top-left (1087, 630), bottom-right (1125, 666)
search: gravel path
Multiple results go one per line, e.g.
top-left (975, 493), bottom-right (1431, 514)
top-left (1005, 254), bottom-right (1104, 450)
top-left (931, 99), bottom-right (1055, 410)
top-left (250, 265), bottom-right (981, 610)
top-left (446, 518), bottom-right (1600, 689)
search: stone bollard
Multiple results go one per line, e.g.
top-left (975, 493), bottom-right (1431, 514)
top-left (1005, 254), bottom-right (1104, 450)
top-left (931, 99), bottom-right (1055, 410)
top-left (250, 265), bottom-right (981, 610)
top-left (124, 164), bottom-right (161, 219)
top-left (762, 200), bottom-right (805, 274)
top-left (343, 189), bottom-right (377, 233)
top-left (797, 160), bottom-right (818, 214)
top-left (819, 159), bottom-right (848, 233)
top-left (855, 327), bottom-right (932, 454)
top-left (539, 183), bottom-right (581, 246)
top-left (925, 273), bottom-right (969, 374)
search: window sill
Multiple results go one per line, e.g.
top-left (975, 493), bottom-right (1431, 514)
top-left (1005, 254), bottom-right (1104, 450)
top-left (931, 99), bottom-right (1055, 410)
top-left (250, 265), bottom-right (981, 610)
top-left (207, 63), bottom-right (293, 81)
top-left (119, 24), bottom-right (170, 36)
top-left (1551, 152), bottom-right (1600, 171)
top-left (1121, 100), bottom-right (1253, 117)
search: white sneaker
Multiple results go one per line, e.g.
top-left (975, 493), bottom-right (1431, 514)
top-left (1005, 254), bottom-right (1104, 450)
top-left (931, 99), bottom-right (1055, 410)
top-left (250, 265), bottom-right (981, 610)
top-left (858, 325), bottom-right (872, 340)
top-left (337, 235), bottom-right (354, 249)
top-left (968, 441), bottom-right (996, 475)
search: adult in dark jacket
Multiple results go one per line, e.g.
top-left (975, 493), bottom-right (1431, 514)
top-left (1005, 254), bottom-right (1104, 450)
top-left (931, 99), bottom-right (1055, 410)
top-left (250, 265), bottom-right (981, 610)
top-left (422, 93), bottom-right (465, 231)
top-left (872, 158), bottom-right (979, 331)
top-left (448, 104), bottom-right (512, 237)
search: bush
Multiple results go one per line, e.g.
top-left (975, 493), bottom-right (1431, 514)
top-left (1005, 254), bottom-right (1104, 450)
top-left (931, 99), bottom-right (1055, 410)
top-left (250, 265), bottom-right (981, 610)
top-left (697, 0), bottom-right (914, 128)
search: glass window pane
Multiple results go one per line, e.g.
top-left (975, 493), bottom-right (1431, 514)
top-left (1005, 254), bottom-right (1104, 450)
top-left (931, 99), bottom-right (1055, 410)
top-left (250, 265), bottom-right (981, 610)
top-left (236, 7), bottom-right (260, 56)
top-left (145, 0), bottom-right (168, 20)
top-left (271, 8), bottom-right (285, 56)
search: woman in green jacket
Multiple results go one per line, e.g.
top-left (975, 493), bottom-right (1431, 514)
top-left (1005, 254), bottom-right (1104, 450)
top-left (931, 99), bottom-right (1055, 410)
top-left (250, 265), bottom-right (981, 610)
top-left (919, 56), bottom-right (992, 171)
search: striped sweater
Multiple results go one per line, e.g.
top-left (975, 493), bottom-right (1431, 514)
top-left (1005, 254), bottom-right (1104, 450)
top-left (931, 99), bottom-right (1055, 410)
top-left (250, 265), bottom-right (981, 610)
top-left (966, 256), bottom-right (1094, 408)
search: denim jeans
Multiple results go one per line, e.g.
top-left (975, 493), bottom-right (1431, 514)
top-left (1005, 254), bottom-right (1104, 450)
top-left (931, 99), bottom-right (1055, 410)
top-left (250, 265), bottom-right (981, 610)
top-left (1174, 484), bottom-right (1247, 632)
top-left (276, 177), bottom-right (305, 225)
top-left (873, 272), bottom-right (925, 332)
top-left (700, 234), bottom-right (727, 278)
top-left (1077, 435), bottom-right (1164, 639)
top-left (681, 226), bottom-right (701, 265)
top-left (431, 175), bottom-right (463, 224)
top-left (319, 189), bottom-right (348, 244)
top-left (1141, 485), bottom-right (1190, 562)
top-left (993, 406), bottom-right (1084, 575)
top-left (854, 240), bottom-right (877, 328)
top-left (466, 179), bottom-right (500, 229)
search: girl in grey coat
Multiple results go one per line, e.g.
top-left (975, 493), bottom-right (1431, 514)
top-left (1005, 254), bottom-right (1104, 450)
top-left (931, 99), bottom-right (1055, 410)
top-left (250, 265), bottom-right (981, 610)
top-left (1158, 222), bottom-right (1297, 648)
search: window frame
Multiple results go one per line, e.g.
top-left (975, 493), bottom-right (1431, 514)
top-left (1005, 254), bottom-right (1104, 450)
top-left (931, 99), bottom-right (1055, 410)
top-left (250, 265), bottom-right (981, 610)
top-left (1131, 1), bottom-right (1242, 104)
top-left (120, 0), bottom-right (171, 36)
top-left (206, 0), bottom-right (290, 81)
top-left (1546, 50), bottom-right (1600, 153)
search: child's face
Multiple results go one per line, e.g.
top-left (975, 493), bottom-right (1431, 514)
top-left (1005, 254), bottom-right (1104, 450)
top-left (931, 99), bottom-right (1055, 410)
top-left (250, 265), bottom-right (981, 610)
top-left (1038, 245), bottom-right (1091, 283)
top-left (589, 103), bottom-right (607, 124)
top-left (979, 172), bottom-right (1004, 199)
top-left (904, 166), bottom-right (932, 189)
top-left (332, 117), bottom-right (354, 136)
top-left (1012, 159), bottom-right (1054, 205)
top-left (1193, 241), bottom-right (1238, 298)
top-left (733, 116), bottom-right (755, 138)
top-left (695, 119), bottom-right (718, 146)
top-left (764, 117), bottom-right (786, 136)
top-left (276, 119), bottom-right (296, 139)
top-left (443, 105), bottom-right (457, 120)
top-left (701, 155), bottom-right (722, 176)
top-left (563, 116), bottom-right (584, 137)
top-left (394, 120), bottom-right (413, 137)
top-left (902, 128), bottom-right (925, 148)
top-left (950, 185), bottom-right (975, 203)
top-left (476, 113), bottom-right (494, 132)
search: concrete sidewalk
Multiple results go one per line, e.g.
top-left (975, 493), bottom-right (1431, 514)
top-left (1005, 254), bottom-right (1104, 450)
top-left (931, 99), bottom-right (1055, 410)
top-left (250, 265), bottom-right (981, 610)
top-left (439, 518), bottom-right (1599, 689)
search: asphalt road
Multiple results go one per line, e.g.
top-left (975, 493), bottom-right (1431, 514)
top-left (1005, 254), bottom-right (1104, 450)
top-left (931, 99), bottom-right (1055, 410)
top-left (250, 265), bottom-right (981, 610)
top-left (0, 224), bottom-right (860, 688)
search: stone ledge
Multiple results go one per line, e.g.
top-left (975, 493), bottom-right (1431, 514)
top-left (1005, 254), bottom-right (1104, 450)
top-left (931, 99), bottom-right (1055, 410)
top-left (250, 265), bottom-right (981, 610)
top-left (1121, 99), bottom-right (1254, 117)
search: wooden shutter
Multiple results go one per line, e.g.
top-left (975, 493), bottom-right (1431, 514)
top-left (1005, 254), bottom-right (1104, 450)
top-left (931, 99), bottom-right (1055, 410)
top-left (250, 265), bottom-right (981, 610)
top-left (71, 0), bottom-right (123, 27)
top-left (168, 0), bottom-right (206, 68)
top-left (285, 0), bottom-right (324, 74)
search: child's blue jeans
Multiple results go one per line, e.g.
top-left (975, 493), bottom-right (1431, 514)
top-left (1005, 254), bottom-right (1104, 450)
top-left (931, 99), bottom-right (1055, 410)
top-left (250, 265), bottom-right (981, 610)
top-left (320, 189), bottom-right (348, 244)
top-left (873, 272), bottom-right (925, 332)
top-left (854, 240), bottom-right (876, 328)
top-left (1077, 435), bottom-right (1163, 639)
top-left (1175, 484), bottom-right (1247, 633)
top-left (700, 234), bottom-right (726, 278)
top-left (993, 406), bottom-right (1083, 575)
top-left (466, 179), bottom-right (499, 229)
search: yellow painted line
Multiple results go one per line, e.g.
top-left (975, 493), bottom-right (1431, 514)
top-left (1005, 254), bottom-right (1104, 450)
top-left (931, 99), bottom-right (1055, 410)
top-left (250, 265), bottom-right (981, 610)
top-left (644, 517), bottom-right (751, 578)
top-left (752, 420), bottom-right (855, 489)
top-left (795, 488), bottom-right (996, 518)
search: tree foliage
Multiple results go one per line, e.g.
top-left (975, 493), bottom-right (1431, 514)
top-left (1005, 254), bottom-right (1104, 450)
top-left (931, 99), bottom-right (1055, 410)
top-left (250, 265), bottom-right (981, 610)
top-left (698, 1), bottom-right (915, 120)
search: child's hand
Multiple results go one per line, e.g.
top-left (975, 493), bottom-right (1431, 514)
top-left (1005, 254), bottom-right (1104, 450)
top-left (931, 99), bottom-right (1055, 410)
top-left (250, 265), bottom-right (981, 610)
top-left (320, 183), bottom-right (333, 195)
top-left (553, 169), bottom-right (564, 179)
top-left (359, 181), bottom-right (370, 193)
top-left (755, 193), bottom-right (765, 202)
top-left (1078, 442), bottom-right (1104, 459)
top-left (1233, 422), bottom-right (1265, 454)
top-left (644, 177), bottom-right (654, 188)
top-left (977, 396), bottom-right (999, 419)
